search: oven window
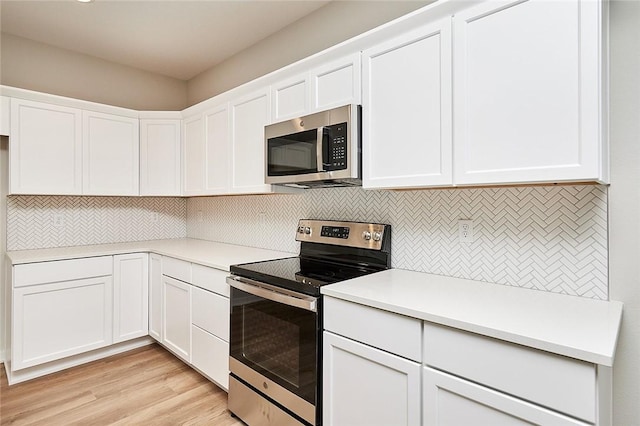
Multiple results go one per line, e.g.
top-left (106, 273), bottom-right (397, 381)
top-left (267, 129), bottom-right (318, 176)
top-left (230, 288), bottom-right (319, 404)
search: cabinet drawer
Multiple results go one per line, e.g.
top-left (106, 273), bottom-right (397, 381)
top-left (14, 256), bottom-right (113, 287)
top-left (162, 256), bottom-right (191, 283)
top-left (423, 322), bottom-right (596, 423)
top-left (324, 297), bottom-right (421, 362)
top-left (191, 325), bottom-right (229, 390)
top-left (192, 264), bottom-right (230, 297)
top-left (191, 286), bottom-right (229, 341)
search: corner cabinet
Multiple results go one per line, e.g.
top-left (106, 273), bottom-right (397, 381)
top-left (362, 18), bottom-right (453, 189)
top-left (9, 98), bottom-right (83, 195)
top-left (82, 111), bottom-right (139, 196)
top-left (140, 118), bottom-right (181, 196)
top-left (452, 0), bottom-right (608, 185)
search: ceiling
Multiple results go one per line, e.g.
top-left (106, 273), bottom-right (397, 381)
top-left (0, 0), bottom-right (331, 81)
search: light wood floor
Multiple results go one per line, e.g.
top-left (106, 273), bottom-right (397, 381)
top-left (0, 344), bottom-right (244, 426)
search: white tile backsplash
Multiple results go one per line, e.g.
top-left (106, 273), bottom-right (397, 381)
top-left (7, 196), bottom-right (186, 250)
top-left (187, 185), bottom-right (608, 299)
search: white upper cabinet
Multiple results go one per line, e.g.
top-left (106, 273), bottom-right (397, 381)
top-left (204, 103), bottom-right (231, 194)
top-left (453, 0), bottom-right (607, 185)
top-left (182, 113), bottom-right (206, 196)
top-left (270, 53), bottom-right (361, 123)
top-left (362, 18), bottom-right (453, 189)
top-left (1, 96), bottom-right (10, 136)
top-left (309, 53), bottom-right (361, 112)
top-left (231, 88), bottom-right (273, 194)
top-left (10, 98), bottom-right (83, 195)
top-left (82, 110), bottom-right (139, 195)
top-left (140, 118), bottom-right (181, 196)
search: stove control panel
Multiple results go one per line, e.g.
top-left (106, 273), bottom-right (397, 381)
top-left (296, 219), bottom-right (389, 250)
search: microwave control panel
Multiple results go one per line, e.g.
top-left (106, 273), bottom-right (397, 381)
top-left (324, 122), bottom-right (347, 171)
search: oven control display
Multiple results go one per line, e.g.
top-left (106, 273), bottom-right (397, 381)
top-left (321, 226), bottom-right (350, 239)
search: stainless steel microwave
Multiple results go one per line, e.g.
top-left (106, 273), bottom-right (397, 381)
top-left (264, 104), bottom-right (361, 188)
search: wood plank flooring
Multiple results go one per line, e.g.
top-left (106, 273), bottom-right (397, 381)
top-left (0, 344), bottom-right (243, 426)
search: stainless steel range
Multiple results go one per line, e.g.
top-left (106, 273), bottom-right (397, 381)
top-left (226, 219), bottom-right (391, 426)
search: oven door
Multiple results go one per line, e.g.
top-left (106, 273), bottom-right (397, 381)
top-left (227, 276), bottom-right (320, 424)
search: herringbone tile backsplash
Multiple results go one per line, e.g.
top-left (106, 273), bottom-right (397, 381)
top-left (187, 185), bottom-right (608, 299)
top-left (7, 196), bottom-right (187, 250)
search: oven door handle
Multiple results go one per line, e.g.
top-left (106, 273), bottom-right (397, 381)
top-left (227, 276), bottom-right (318, 312)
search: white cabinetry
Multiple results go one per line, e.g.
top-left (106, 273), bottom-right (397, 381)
top-left (140, 118), bottom-right (181, 196)
top-left (149, 253), bottom-right (162, 341)
top-left (9, 98), bottom-right (82, 195)
top-left (271, 53), bottom-right (361, 122)
top-left (182, 113), bottom-right (206, 196)
top-left (230, 89), bottom-right (272, 194)
top-left (452, 0), bottom-right (607, 185)
top-left (323, 297), bottom-right (422, 426)
top-left (204, 104), bottom-right (231, 194)
top-left (1, 96), bottom-right (10, 136)
top-left (11, 257), bottom-right (113, 370)
top-left (162, 275), bottom-right (191, 362)
top-left (113, 253), bottom-right (149, 344)
top-left (82, 111), bottom-right (139, 195)
top-left (362, 18), bottom-right (452, 189)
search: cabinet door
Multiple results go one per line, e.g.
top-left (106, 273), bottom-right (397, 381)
top-left (204, 104), bottom-right (230, 194)
top-left (310, 53), bottom-right (361, 112)
top-left (272, 74), bottom-right (309, 122)
top-left (453, 0), bottom-right (606, 185)
top-left (323, 331), bottom-right (421, 426)
top-left (362, 18), bottom-right (453, 189)
top-left (140, 119), bottom-right (181, 196)
top-left (10, 98), bottom-right (82, 195)
top-left (162, 275), bottom-right (191, 362)
top-left (113, 253), bottom-right (149, 344)
top-left (183, 113), bottom-right (205, 196)
top-left (82, 111), bottom-right (139, 195)
top-left (149, 253), bottom-right (162, 342)
top-left (423, 367), bottom-right (590, 426)
top-left (230, 89), bottom-right (273, 194)
top-left (12, 276), bottom-right (113, 370)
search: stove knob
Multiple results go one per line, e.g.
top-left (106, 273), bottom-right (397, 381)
top-left (362, 231), bottom-right (372, 241)
top-left (372, 231), bottom-right (382, 242)
top-left (304, 227), bottom-right (311, 235)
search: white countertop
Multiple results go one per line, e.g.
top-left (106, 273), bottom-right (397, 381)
top-left (321, 269), bottom-right (623, 366)
top-left (6, 238), bottom-right (295, 271)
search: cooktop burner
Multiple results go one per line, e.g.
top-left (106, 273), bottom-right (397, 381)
top-left (230, 219), bottom-right (391, 297)
top-left (230, 256), bottom-right (384, 297)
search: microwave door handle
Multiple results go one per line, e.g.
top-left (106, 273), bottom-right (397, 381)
top-left (227, 276), bottom-right (318, 312)
top-left (316, 127), bottom-right (325, 172)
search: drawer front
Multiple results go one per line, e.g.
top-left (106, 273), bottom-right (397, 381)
top-left (14, 256), bottom-right (113, 287)
top-left (324, 296), bottom-right (422, 362)
top-left (423, 322), bottom-right (596, 423)
top-left (192, 325), bottom-right (229, 390)
top-left (192, 286), bottom-right (229, 341)
top-left (191, 264), bottom-right (230, 297)
top-left (162, 256), bottom-right (191, 283)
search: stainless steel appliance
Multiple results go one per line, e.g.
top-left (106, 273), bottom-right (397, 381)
top-left (227, 219), bottom-right (391, 426)
top-left (264, 104), bottom-right (361, 188)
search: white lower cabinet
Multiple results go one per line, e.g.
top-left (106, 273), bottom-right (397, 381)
top-left (11, 256), bottom-right (114, 371)
top-left (113, 253), bottom-right (149, 343)
top-left (423, 367), bottom-right (589, 426)
top-left (148, 253), bottom-right (162, 341)
top-left (323, 331), bottom-right (421, 426)
top-left (162, 275), bottom-right (191, 362)
top-left (191, 325), bottom-right (229, 390)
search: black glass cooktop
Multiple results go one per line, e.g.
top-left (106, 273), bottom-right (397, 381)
top-left (230, 256), bottom-right (384, 297)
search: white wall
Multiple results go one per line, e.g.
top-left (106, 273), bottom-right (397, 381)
top-left (609, 1), bottom-right (640, 423)
top-left (186, 0), bottom-right (432, 105)
top-left (0, 33), bottom-right (188, 111)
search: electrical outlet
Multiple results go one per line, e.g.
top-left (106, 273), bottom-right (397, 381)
top-left (151, 212), bottom-right (159, 223)
top-left (53, 214), bottom-right (64, 228)
top-left (458, 219), bottom-right (474, 243)
top-left (258, 212), bottom-right (267, 229)
top-left (197, 210), bottom-right (203, 223)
